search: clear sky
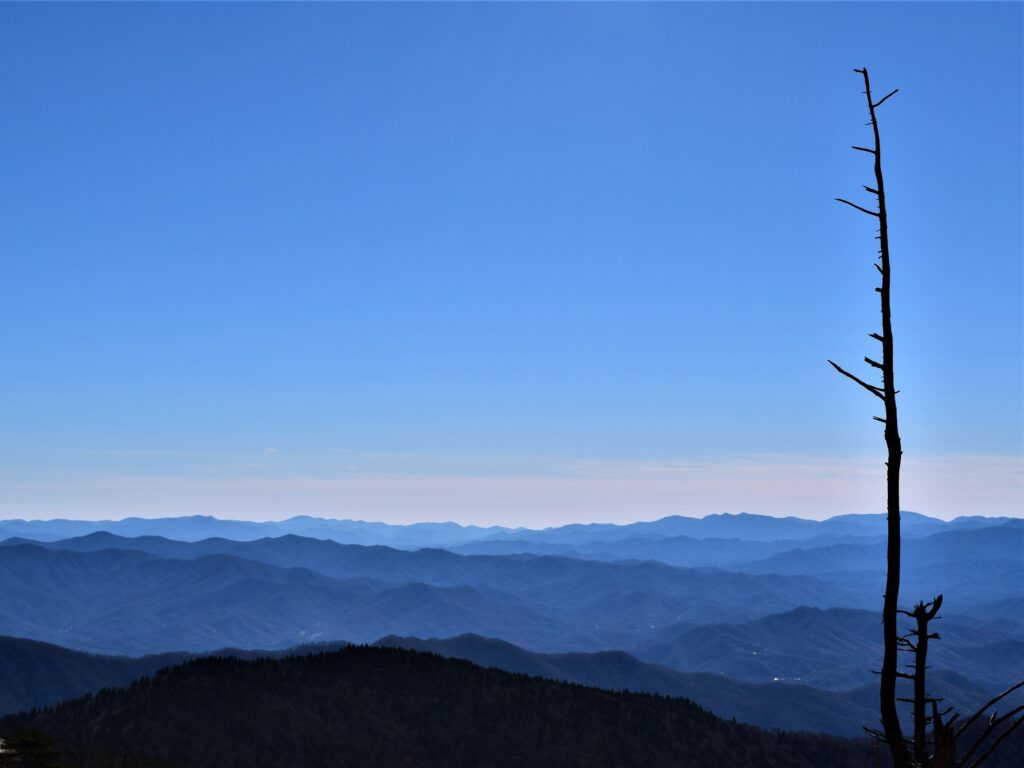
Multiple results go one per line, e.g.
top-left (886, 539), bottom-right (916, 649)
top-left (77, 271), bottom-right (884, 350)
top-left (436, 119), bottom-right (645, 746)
top-left (1, 2), bottom-right (1021, 524)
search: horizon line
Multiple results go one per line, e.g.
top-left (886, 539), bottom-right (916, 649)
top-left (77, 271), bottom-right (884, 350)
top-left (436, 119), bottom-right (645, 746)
top-left (1, 508), bottom-right (1019, 530)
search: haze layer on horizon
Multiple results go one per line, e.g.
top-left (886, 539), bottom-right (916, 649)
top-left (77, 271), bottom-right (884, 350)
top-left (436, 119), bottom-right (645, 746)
top-left (1, 3), bottom-right (1021, 526)
top-left (2, 452), bottom-right (1020, 525)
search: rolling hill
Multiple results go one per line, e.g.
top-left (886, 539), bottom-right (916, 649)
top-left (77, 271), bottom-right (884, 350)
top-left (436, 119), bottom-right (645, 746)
top-left (0, 644), bottom-right (879, 768)
top-left (1, 631), bottom-right (1013, 739)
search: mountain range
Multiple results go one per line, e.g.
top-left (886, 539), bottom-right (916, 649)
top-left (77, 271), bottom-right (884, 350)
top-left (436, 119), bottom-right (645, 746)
top-left (0, 538), bottom-right (847, 654)
top-left (0, 509), bottom-right (1018, 751)
top-left (0, 510), bottom-right (1013, 549)
top-left (2, 519), bottom-right (1018, 655)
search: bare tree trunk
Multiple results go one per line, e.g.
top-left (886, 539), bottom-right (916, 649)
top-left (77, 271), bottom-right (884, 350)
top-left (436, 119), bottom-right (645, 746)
top-left (869, 62), bottom-right (908, 766)
top-left (898, 598), bottom-right (943, 765)
top-left (911, 607), bottom-right (931, 762)
top-left (831, 67), bottom-right (1024, 768)
top-left (829, 66), bottom-right (909, 767)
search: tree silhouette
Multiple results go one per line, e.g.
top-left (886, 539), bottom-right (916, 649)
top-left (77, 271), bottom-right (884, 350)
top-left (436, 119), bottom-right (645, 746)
top-left (829, 64), bottom-right (908, 767)
top-left (832, 67), bottom-right (1023, 768)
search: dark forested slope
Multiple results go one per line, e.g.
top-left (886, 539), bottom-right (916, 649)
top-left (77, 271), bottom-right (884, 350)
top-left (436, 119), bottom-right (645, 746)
top-left (0, 637), bottom-right (189, 716)
top-left (1, 645), bottom-right (876, 768)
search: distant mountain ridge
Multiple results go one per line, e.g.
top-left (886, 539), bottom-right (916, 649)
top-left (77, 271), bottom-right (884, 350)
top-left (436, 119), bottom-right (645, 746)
top-left (7, 519), bottom-right (1018, 617)
top-left (0, 510), bottom-right (1013, 548)
top-left (737, 521), bottom-right (1024, 575)
top-left (0, 514), bottom-right (505, 548)
top-left (634, 606), bottom-right (1024, 691)
top-left (2, 522), bottom-right (1018, 661)
top-left (0, 540), bottom-right (847, 655)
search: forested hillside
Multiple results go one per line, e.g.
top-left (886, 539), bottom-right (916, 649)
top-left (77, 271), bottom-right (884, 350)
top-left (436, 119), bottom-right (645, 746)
top-left (1, 646), bottom-right (877, 768)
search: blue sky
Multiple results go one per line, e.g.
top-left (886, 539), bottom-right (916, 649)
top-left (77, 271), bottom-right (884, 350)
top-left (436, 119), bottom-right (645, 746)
top-left (1, 2), bottom-right (1021, 523)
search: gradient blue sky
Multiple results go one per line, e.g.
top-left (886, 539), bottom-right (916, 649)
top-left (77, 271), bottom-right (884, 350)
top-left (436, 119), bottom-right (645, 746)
top-left (1, 2), bottom-right (1021, 523)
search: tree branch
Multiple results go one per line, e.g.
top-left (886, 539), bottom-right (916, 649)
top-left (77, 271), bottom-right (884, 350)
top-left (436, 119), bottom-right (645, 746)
top-left (955, 680), bottom-right (1024, 738)
top-left (961, 714), bottom-right (1024, 768)
top-left (836, 197), bottom-right (880, 216)
top-left (958, 702), bottom-right (1024, 767)
top-left (873, 89), bottom-right (899, 109)
top-left (828, 360), bottom-right (885, 399)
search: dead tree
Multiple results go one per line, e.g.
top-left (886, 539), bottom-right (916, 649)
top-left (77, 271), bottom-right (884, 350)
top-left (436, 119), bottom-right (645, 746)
top-left (897, 597), bottom-right (944, 765)
top-left (829, 65), bottom-right (909, 767)
top-left (832, 67), bottom-right (1024, 768)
